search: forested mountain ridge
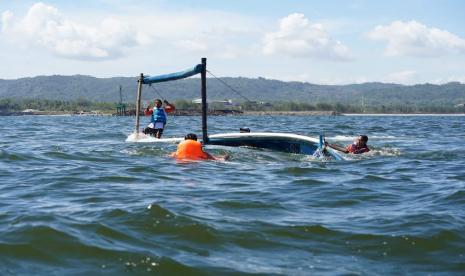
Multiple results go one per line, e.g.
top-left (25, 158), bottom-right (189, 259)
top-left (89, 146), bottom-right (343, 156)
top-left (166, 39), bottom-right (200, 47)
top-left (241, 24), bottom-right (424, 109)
top-left (1, 75), bottom-right (464, 107)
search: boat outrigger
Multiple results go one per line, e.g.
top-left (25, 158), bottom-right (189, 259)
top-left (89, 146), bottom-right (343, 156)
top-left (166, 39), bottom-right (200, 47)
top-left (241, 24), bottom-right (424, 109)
top-left (131, 58), bottom-right (343, 160)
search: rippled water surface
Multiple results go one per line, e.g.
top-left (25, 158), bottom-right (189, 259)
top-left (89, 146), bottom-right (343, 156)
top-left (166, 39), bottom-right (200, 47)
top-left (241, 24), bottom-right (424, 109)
top-left (1, 115), bottom-right (464, 275)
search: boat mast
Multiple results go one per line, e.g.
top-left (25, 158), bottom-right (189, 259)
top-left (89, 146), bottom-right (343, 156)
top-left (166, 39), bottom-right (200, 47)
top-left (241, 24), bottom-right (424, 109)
top-left (119, 85), bottom-right (123, 103)
top-left (201, 58), bottom-right (208, 143)
top-left (135, 73), bottom-right (143, 136)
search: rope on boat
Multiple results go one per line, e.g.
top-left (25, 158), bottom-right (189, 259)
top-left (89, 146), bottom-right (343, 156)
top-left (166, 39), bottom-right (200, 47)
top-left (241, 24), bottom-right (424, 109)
top-left (206, 70), bottom-right (295, 133)
top-left (149, 85), bottom-right (166, 102)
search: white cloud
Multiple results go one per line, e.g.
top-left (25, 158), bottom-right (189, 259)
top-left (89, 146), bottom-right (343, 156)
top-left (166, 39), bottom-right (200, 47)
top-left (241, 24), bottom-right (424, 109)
top-left (171, 26), bottom-right (258, 59)
top-left (274, 72), bottom-right (369, 85)
top-left (173, 36), bottom-right (244, 59)
top-left (263, 13), bottom-right (351, 61)
top-left (1, 2), bottom-right (149, 60)
top-left (0, 2), bottom-right (265, 65)
top-left (384, 70), bottom-right (417, 84)
top-left (1, 10), bottom-right (13, 32)
top-left (109, 8), bottom-right (262, 60)
top-left (430, 75), bottom-right (465, 84)
top-left (174, 39), bottom-right (208, 52)
top-left (368, 20), bottom-right (465, 57)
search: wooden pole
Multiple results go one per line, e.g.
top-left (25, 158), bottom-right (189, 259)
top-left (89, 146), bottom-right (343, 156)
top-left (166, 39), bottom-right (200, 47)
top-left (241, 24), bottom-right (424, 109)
top-left (201, 58), bottom-right (208, 143)
top-left (135, 73), bottom-right (144, 136)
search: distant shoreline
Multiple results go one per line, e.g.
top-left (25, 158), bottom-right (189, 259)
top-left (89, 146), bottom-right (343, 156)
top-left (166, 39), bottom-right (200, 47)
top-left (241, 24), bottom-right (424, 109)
top-left (1, 110), bottom-right (464, 116)
top-left (242, 111), bottom-right (339, 116)
top-left (342, 113), bottom-right (465, 116)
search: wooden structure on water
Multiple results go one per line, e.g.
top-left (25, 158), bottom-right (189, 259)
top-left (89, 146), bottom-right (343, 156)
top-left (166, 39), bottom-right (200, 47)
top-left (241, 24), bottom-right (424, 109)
top-left (115, 85), bottom-right (127, 116)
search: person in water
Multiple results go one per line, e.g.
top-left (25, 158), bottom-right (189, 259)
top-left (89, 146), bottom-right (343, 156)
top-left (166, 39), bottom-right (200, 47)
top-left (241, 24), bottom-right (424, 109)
top-left (143, 99), bottom-right (175, 138)
top-left (325, 135), bottom-right (370, 154)
top-left (171, 133), bottom-right (226, 161)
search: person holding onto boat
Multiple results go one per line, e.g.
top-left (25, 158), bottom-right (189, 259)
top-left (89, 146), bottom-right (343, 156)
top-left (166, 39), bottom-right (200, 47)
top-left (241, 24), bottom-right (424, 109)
top-left (143, 99), bottom-right (175, 138)
top-left (171, 133), bottom-right (227, 161)
top-left (325, 135), bottom-right (370, 154)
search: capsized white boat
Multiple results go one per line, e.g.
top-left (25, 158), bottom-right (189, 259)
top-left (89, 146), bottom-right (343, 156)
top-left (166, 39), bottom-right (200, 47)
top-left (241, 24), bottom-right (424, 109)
top-left (130, 58), bottom-right (343, 160)
top-left (208, 132), bottom-right (342, 159)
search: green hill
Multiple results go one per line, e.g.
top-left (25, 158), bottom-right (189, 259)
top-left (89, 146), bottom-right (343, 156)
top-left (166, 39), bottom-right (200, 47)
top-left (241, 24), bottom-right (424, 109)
top-left (1, 75), bottom-right (464, 109)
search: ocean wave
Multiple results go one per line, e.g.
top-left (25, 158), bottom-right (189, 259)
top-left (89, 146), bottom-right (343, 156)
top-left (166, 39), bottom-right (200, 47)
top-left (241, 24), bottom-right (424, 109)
top-left (2, 115), bottom-right (465, 274)
top-left (328, 135), bottom-right (399, 141)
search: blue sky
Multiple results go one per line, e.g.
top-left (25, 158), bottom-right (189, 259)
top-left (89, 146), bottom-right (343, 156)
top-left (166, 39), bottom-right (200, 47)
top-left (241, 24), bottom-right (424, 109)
top-left (1, 0), bottom-right (465, 84)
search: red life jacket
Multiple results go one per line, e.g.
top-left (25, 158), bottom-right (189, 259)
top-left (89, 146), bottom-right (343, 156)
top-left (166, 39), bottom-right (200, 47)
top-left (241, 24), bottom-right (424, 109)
top-left (347, 143), bottom-right (370, 154)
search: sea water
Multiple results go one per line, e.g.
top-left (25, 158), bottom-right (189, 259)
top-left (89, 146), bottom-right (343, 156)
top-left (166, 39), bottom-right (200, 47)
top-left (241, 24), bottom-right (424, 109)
top-left (0, 115), bottom-right (464, 274)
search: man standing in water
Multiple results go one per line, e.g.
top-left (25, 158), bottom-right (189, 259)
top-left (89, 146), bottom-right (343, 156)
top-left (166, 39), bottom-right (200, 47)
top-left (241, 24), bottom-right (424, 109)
top-left (326, 135), bottom-right (370, 154)
top-left (143, 99), bottom-right (175, 138)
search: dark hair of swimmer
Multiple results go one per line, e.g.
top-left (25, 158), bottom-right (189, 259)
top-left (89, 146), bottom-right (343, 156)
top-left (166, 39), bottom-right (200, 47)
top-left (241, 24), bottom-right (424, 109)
top-left (360, 135), bottom-right (368, 142)
top-left (184, 133), bottom-right (198, 141)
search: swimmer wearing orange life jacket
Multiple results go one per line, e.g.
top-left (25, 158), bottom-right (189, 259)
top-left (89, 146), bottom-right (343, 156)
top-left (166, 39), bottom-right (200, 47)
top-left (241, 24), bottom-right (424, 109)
top-left (171, 133), bottom-right (222, 160)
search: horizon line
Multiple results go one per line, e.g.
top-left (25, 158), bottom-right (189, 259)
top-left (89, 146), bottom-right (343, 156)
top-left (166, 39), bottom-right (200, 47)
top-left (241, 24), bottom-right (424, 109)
top-left (0, 74), bottom-right (463, 87)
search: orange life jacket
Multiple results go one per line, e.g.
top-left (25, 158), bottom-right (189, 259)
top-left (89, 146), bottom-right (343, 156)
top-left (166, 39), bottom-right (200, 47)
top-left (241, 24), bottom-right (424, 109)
top-left (172, 140), bottom-right (208, 160)
top-left (165, 105), bottom-right (175, 113)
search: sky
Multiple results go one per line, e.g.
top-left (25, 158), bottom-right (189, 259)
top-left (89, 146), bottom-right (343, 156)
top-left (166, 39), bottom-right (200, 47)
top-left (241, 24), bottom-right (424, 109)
top-left (1, 0), bottom-right (465, 84)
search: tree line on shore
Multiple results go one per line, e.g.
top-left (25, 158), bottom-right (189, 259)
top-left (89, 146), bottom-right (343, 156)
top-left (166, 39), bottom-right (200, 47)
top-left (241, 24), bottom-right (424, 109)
top-left (1, 98), bottom-right (463, 114)
top-left (1, 75), bottom-right (465, 107)
top-left (0, 98), bottom-right (114, 113)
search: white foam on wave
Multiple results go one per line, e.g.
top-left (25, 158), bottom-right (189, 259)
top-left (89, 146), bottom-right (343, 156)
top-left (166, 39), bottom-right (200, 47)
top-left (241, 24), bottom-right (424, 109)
top-left (125, 132), bottom-right (183, 143)
top-left (366, 135), bottom-right (397, 139)
top-left (337, 147), bottom-right (402, 161)
top-left (303, 155), bottom-right (338, 162)
top-left (120, 149), bottom-right (141, 156)
top-left (327, 135), bottom-right (397, 141)
top-left (327, 135), bottom-right (356, 141)
top-left (370, 147), bottom-right (401, 156)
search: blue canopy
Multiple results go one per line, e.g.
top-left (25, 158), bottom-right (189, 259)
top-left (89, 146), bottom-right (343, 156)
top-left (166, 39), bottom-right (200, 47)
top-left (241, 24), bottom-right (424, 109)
top-left (143, 64), bottom-right (204, 84)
